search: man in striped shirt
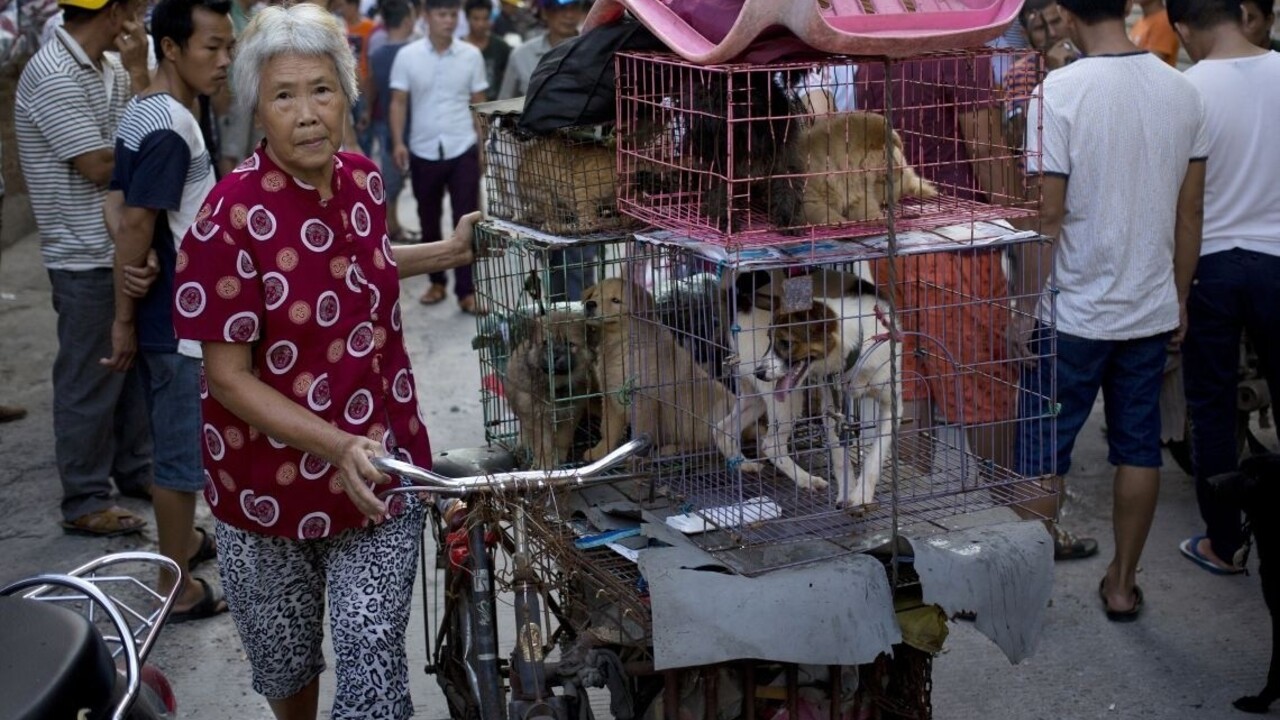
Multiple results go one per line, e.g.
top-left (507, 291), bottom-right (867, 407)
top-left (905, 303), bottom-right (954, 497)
top-left (15, 0), bottom-right (155, 537)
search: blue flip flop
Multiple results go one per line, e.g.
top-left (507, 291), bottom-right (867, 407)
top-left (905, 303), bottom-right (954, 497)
top-left (1179, 535), bottom-right (1245, 575)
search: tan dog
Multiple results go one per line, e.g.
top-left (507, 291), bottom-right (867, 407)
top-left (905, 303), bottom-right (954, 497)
top-left (516, 135), bottom-right (618, 235)
top-left (797, 112), bottom-right (937, 226)
top-left (504, 311), bottom-right (597, 470)
top-left (581, 278), bottom-right (734, 461)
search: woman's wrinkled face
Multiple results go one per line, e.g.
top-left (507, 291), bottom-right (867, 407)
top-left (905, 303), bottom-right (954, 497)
top-left (256, 53), bottom-right (347, 184)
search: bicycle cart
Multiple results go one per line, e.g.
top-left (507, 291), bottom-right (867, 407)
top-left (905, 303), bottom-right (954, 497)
top-left (404, 44), bottom-right (1058, 719)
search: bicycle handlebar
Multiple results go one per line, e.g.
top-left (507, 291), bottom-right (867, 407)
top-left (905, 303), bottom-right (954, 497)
top-left (371, 435), bottom-right (651, 498)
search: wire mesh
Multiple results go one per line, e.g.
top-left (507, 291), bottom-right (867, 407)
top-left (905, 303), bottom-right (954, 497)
top-left (606, 229), bottom-right (1055, 572)
top-left (466, 488), bottom-right (654, 649)
top-left (614, 47), bottom-right (1040, 248)
top-left (471, 220), bottom-right (636, 468)
top-left (476, 101), bottom-right (638, 237)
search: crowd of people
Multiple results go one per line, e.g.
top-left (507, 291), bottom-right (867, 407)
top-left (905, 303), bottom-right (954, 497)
top-left (0, 0), bottom-right (1277, 715)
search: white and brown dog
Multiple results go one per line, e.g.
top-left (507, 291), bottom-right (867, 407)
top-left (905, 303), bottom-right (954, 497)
top-left (715, 270), bottom-right (902, 511)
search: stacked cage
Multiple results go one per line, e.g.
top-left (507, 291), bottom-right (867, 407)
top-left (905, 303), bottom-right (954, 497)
top-left (596, 47), bottom-right (1056, 571)
top-left (477, 99), bottom-right (638, 237)
top-left (469, 103), bottom-right (658, 650)
top-left (613, 49), bottom-right (1036, 247)
top-left (471, 221), bottom-right (635, 468)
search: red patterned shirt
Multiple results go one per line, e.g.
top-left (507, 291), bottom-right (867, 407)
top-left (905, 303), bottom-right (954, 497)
top-left (173, 145), bottom-right (431, 539)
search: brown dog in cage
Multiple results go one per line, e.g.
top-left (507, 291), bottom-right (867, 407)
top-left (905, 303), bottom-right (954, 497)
top-left (797, 112), bottom-right (938, 226)
top-left (720, 271), bottom-right (902, 511)
top-left (515, 134), bottom-right (618, 235)
top-left (504, 311), bottom-right (597, 469)
top-left (581, 277), bottom-right (735, 462)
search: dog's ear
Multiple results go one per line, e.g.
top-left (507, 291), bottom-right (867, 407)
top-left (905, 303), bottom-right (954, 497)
top-left (529, 316), bottom-right (546, 345)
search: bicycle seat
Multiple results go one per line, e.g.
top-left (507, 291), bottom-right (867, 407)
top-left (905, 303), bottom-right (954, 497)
top-left (432, 446), bottom-right (519, 478)
top-left (583, 0), bottom-right (1021, 63)
top-left (0, 596), bottom-right (116, 720)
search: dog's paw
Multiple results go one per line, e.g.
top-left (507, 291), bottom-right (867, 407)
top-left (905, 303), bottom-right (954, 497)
top-left (737, 461), bottom-right (763, 474)
top-left (837, 500), bottom-right (881, 517)
top-left (794, 475), bottom-right (829, 491)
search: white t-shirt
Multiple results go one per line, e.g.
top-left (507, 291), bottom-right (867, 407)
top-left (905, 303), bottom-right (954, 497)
top-left (1184, 51), bottom-right (1280, 258)
top-left (389, 38), bottom-right (488, 160)
top-left (1026, 52), bottom-right (1209, 341)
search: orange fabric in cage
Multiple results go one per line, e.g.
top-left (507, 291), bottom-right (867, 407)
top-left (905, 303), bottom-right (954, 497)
top-left (873, 250), bottom-right (1017, 425)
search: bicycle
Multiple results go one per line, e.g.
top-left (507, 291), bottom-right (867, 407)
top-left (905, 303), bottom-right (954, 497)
top-left (373, 435), bottom-right (653, 720)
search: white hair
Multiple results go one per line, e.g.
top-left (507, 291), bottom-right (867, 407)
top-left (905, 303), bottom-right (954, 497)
top-left (231, 3), bottom-right (359, 117)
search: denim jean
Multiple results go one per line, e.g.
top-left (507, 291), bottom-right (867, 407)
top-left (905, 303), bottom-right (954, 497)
top-left (370, 119), bottom-right (406, 209)
top-left (1183, 249), bottom-right (1280, 561)
top-left (136, 352), bottom-right (204, 493)
top-left (1017, 324), bottom-right (1170, 478)
top-left (48, 269), bottom-right (153, 521)
top-left (548, 245), bottom-right (601, 303)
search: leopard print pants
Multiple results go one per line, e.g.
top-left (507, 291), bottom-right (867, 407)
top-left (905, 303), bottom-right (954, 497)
top-left (216, 499), bottom-right (425, 719)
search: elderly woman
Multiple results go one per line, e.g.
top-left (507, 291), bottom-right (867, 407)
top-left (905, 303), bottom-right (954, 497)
top-left (171, 4), bottom-right (478, 718)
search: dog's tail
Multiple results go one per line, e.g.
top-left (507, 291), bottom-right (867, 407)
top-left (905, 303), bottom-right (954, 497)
top-left (898, 165), bottom-right (939, 199)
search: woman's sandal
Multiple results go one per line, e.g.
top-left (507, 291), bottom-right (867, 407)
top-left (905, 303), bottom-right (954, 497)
top-left (61, 506), bottom-right (147, 537)
top-left (169, 577), bottom-right (228, 625)
top-left (188, 527), bottom-right (217, 571)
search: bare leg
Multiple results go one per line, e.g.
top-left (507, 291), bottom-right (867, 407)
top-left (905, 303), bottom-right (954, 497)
top-left (152, 486), bottom-right (206, 608)
top-left (1102, 464), bottom-right (1160, 612)
top-left (267, 676), bottom-right (320, 720)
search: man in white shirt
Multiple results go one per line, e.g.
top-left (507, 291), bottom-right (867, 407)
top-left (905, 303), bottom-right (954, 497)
top-left (1016, 0), bottom-right (1208, 620)
top-left (1167, 0), bottom-right (1280, 575)
top-left (390, 0), bottom-right (488, 312)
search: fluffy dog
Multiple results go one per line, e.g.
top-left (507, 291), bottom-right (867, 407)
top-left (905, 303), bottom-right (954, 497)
top-left (718, 271), bottom-right (901, 511)
top-left (684, 72), bottom-right (805, 232)
top-left (504, 311), bottom-right (597, 470)
top-left (1209, 454), bottom-right (1280, 714)
top-left (516, 134), bottom-right (618, 235)
top-left (581, 277), bottom-right (734, 461)
top-left (796, 112), bottom-right (938, 226)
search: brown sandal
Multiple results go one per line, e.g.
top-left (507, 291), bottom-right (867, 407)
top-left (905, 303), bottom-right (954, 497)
top-left (458, 294), bottom-right (486, 316)
top-left (419, 284), bottom-right (448, 306)
top-left (62, 506), bottom-right (147, 537)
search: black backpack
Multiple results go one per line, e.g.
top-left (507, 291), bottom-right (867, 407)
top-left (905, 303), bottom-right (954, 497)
top-left (516, 20), bottom-right (666, 135)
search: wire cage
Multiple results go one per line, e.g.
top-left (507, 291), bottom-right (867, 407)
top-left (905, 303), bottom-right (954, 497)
top-left (472, 220), bottom-right (637, 468)
top-left (614, 48), bottom-right (1040, 247)
top-left (592, 225), bottom-right (1056, 573)
top-left (475, 99), bottom-right (639, 237)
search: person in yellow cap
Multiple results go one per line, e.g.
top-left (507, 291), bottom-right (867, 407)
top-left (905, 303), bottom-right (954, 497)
top-left (14, 0), bottom-right (156, 537)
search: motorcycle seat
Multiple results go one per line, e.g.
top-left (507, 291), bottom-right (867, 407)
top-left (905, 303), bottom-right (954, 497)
top-left (0, 596), bottom-right (116, 720)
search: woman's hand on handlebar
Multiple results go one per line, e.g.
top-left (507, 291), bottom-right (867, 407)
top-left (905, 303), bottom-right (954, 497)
top-left (333, 435), bottom-right (392, 523)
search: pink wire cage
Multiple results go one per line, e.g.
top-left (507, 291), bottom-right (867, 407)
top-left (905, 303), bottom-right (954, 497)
top-left (613, 48), bottom-right (1041, 249)
top-left (583, 0), bottom-right (1024, 64)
